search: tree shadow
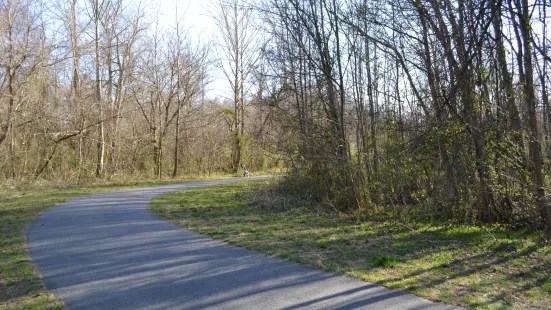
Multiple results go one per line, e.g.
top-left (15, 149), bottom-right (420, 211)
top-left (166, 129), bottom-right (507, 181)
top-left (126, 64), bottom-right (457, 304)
top-left (26, 180), bottom-right (457, 309)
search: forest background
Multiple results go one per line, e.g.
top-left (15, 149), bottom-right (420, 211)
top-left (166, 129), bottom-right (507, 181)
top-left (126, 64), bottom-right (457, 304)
top-left (1, 0), bottom-right (551, 230)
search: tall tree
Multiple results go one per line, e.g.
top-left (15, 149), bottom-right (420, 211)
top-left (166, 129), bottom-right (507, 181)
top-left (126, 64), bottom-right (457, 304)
top-left (212, 0), bottom-right (259, 172)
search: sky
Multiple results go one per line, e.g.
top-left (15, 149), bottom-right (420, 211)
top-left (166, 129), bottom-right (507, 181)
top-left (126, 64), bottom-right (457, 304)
top-left (158, 0), bottom-right (215, 40)
top-left (157, 0), bottom-right (229, 100)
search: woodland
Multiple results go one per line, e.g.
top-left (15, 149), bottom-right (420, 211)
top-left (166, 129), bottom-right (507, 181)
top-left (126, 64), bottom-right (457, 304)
top-left (1, 0), bottom-right (551, 231)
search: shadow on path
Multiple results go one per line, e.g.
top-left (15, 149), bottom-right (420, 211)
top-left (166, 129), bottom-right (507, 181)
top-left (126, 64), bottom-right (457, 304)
top-left (28, 177), bottom-right (461, 310)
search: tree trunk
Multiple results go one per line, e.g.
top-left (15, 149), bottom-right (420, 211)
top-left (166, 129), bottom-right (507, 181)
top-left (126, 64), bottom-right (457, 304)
top-left (94, 0), bottom-right (104, 177)
top-left (517, 0), bottom-right (548, 227)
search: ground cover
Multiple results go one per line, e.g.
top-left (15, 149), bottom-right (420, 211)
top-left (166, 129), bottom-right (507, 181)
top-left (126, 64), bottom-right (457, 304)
top-left (0, 175), bottom-right (234, 310)
top-left (150, 180), bottom-right (551, 309)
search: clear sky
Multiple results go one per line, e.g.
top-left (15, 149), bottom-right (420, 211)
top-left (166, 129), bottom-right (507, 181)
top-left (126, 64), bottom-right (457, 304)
top-left (157, 0), bottom-right (229, 100)
top-left (158, 0), bottom-right (215, 40)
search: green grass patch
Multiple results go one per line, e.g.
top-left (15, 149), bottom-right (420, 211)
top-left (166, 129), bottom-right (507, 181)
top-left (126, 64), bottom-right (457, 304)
top-left (150, 181), bottom-right (551, 310)
top-left (0, 175), bottom-right (236, 310)
top-left (371, 255), bottom-right (399, 268)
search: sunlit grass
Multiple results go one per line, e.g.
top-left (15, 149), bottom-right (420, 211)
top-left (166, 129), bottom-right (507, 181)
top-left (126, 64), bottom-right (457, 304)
top-left (150, 181), bottom-right (551, 309)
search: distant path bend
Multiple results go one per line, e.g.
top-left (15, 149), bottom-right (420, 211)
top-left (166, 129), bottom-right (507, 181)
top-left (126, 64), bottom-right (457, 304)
top-left (28, 177), bottom-right (462, 310)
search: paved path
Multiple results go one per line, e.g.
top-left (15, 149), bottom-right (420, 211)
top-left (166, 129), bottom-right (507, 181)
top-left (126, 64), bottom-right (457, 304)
top-left (28, 177), bottom-right (462, 310)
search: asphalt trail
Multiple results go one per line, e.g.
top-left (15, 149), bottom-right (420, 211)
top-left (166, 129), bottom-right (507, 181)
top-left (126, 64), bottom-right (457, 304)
top-left (28, 177), bottom-right (463, 310)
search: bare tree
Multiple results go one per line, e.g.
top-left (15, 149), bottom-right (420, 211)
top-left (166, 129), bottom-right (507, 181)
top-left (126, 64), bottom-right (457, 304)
top-left (211, 0), bottom-right (259, 172)
top-left (0, 0), bottom-right (45, 148)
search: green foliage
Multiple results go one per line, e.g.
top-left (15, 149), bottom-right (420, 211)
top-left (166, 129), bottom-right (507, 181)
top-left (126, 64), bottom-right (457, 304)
top-left (215, 104), bottom-right (235, 129)
top-left (542, 278), bottom-right (551, 294)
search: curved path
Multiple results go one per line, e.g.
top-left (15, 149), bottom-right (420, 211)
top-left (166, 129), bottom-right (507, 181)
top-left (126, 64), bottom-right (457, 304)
top-left (28, 177), bottom-right (462, 310)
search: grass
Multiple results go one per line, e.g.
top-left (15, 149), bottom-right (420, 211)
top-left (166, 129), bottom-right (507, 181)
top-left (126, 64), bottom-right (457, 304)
top-left (371, 255), bottom-right (399, 268)
top-left (0, 174), bottom-right (238, 310)
top-left (150, 180), bottom-right (551, 310)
